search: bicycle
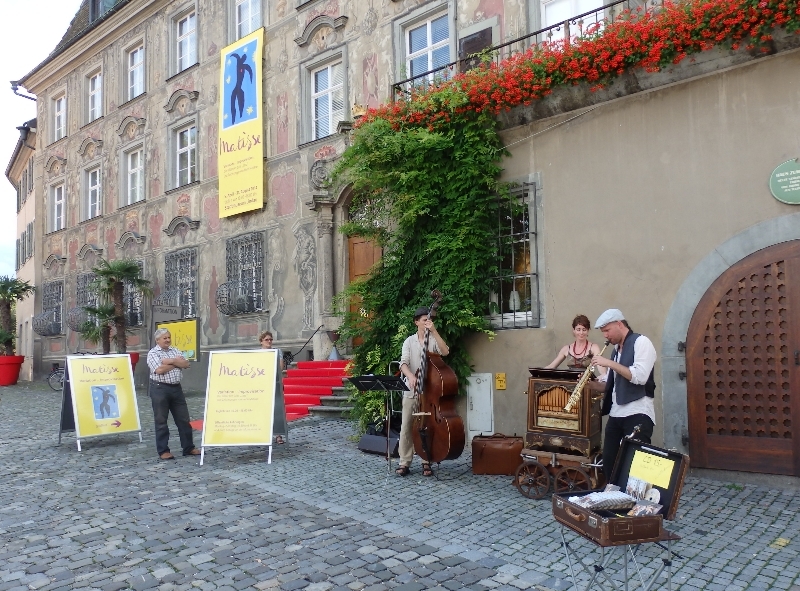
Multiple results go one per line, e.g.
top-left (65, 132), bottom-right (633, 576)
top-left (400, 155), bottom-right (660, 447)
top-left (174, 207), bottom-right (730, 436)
top-left (47, 365), bottom-right (65, 391)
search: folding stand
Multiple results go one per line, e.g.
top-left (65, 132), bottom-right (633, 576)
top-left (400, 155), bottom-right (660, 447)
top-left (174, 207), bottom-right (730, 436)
top-left (348, 375), bottom-right (408, 474)
top-left (559, 525), bottom-right (681, 591)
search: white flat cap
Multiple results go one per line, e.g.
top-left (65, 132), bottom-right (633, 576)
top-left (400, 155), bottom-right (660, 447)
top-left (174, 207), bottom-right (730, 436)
top-left (595, 309), bottom-right (625, 328)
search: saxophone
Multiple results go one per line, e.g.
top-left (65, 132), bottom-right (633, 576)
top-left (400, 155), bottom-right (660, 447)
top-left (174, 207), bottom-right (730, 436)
top-left (563, 341), bottom-right (609, 412)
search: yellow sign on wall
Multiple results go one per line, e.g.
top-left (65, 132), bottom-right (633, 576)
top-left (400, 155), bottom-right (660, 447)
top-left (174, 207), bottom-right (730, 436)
top-left (67, 354), bottom-right (141, 438)
top-left (219, 28), bottom-right (265, 218)
top-left (156, 318), bottom-right (199, 361)
top-left (202, 350), bottom-right (277, 446)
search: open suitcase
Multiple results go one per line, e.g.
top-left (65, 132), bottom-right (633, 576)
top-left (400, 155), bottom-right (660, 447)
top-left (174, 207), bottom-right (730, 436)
top-left (553, 437), bottom-right (689, 546)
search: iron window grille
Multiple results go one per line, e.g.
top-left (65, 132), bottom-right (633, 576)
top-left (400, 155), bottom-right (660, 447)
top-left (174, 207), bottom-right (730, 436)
top-left (216, 232), bottom-right (265, 315)
top-left (488, 182), bottom-right (540, 329)
top-left (124, 260), bottom-right (145, 327)
top-left (33, 281), bottom-right (64, 336)
top-left (164, 248), bottom-right (198, 318)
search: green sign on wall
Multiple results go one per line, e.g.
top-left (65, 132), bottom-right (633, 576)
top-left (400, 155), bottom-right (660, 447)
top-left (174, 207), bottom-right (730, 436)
top-left (769, 159), bottom-right (800, 204)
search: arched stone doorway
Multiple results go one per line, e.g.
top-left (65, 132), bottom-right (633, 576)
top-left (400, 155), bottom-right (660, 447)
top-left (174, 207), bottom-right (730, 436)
top-left (686, 240), bottom-right (800, 475)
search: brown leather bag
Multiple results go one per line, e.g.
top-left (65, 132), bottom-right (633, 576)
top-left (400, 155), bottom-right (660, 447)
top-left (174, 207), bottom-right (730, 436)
top-left (471, 433), bottom-right (524, 475)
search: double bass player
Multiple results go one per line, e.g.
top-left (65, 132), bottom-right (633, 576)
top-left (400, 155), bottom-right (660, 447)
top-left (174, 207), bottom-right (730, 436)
top-left (396, 306), bottom-right (450, 477)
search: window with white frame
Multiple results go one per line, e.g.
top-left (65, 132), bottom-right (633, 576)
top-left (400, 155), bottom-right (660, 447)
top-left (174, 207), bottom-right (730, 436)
top-left (234, 0), bottom-right (261, 39)
top-left (123, 147), bottom-right (145, 205)
top-left (85, 167), bottom-right (102, 220)
top-left (49, 183), bottom-right (65, 232)
top-left (127, 45), bottom-right (145, 100)
top-left (488, 182), bottom-right (540, 329)
top-left (312, 61), bottom-right (344, 140)
top-left (53, 95), bottom-right (66, 141)
top-left (27, 158), bottom-right (33, 196)
top-left (406, 13), bottom-right (450, 84)
top-left (175, 11), bottom-right (197, 73)
top-left (87, 71), bottom-right (103, 122)
top-left (174, 124), bottom-right (197, 187)
top-left (541, 0), bottom-right (604, 41)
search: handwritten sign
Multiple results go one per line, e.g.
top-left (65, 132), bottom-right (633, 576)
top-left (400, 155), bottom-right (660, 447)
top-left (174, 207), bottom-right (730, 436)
top-left (201, 350), bottom-right (277, 447)
top-left (66, 354), bottom-right (141, 438)
top-left (156, 318), bottom-right (199, 361)
top-left (629, 450), bottom-right (674, 489)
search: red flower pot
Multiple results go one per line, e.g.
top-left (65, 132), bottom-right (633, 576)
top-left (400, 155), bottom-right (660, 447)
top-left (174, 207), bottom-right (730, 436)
top-left (0, 355), bottom-right (25, 386)
top-left (128, 352), bottom-right (140, 371)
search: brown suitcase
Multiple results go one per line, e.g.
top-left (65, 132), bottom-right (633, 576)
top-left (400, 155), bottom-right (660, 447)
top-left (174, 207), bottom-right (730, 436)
top-left (471, 433), bottom-right (524, 475)
top-left (552, 438), bottom-right (689, 546)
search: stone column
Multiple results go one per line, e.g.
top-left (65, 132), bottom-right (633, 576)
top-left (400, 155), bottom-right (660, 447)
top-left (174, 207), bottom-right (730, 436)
top-left (316, 209), bottom-right (335, 315)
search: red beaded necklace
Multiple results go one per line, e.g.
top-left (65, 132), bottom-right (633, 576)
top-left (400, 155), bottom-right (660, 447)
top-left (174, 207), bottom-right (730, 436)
top-left (571, 339), bottom-right (589, 359)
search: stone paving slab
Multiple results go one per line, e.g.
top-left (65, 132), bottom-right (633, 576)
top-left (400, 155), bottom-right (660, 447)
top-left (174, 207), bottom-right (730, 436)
top-left (0, 382), bottom-right (798, 590)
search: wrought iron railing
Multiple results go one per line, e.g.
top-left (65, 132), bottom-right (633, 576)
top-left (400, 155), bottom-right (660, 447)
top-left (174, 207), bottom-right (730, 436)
top-left (33, 309), bottom-right (62, 337)
top-left (392, 0), bottom-right (664, 100)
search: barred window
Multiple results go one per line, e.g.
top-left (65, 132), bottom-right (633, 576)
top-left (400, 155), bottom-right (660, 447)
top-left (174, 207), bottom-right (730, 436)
top-left (33, 281), bottom-right (64, 336)
top-left (488, 182), bottom-right (540, 329)
top-left (223, 232), bottom-right (264, 315)
top-left (124, 260), bottom-right (145, 326)
top-left (77, 272), bottom-right (99, 308)
top-left (164, 248), bottom-right (197, 318)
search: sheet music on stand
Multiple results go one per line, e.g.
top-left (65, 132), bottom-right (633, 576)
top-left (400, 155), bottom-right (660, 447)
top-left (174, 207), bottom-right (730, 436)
top-left (348, 375), bottom-right (408, 480)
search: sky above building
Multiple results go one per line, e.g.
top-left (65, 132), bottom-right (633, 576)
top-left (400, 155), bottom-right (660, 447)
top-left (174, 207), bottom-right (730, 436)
top-left (0, 0), bottom-right (83, 277)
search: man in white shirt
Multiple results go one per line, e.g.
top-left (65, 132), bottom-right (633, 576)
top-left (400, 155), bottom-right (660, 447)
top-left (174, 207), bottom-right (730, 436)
top-left (591, 309), bottom-right (657, 480)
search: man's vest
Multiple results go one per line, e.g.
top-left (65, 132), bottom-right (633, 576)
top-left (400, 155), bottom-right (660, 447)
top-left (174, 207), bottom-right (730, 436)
top-left (602, 331), bottom-right (656, 416)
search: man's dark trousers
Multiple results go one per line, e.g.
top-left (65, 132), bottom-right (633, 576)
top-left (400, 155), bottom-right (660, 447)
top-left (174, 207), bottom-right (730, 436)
top-left (149, 381), bottom-right (195, 455)
top-left (602, 414), bottom-right (654, 480)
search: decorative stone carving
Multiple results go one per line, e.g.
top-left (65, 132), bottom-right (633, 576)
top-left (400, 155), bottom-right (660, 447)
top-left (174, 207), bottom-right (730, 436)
top-left (77, 137), bottom-right (103, 160)
top-left (295, 15), bottom-right (348, 47)
top-left (266, 224), bottom-right (286, 329)
top-left (292, 222), bottom-right (317, 331)
top-left (163, 215), bottom-right (201, 236)
top-left (316, 220), bottom-right (333, 237)
top-left (362, 6), bottom-right (377, 35)
top-left (77, 244), bottom-right (104, 260)
top-left (277, 48), bottom-right (288, 73)
top-left (164, 89), bottom-right (200, 115)
top-left (43, 253), bottom-right (67, 269)
top-left (115, 231), bottom-right (146, 249)
top-left (310, 160), bottom-right (330, 190)
top-left (116, 116), bottom-right (146, 141)
top-left (45, 156), bottom-right (66, 177)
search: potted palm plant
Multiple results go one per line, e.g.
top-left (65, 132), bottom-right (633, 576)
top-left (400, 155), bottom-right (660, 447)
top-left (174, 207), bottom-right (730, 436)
top-left (0, 276), bottom-right (35, 386)
top-left (78, 303), bottom-right (116, 355)
top-left (90, 259), bottom-right (152, 368)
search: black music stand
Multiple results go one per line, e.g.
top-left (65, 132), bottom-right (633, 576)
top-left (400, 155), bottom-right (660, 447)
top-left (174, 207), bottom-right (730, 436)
top-left (348, 375), bottom-right (408, 467)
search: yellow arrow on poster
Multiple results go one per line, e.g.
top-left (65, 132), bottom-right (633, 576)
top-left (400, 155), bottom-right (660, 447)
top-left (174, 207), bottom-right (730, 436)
top-left (201, 349), bottom-right (277, 464)
top-left (66, 354), bottom-right (142, 448)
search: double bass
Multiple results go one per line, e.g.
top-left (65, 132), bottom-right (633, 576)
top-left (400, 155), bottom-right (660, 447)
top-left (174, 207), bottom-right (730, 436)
top-left (411, 290), bottom-right (465, 464)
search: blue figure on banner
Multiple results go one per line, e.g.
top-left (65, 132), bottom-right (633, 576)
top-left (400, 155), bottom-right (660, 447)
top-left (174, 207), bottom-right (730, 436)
top-left (92, 385), bottom-right (120, 420)
top-left (229, 52), bottom-right (253, 125)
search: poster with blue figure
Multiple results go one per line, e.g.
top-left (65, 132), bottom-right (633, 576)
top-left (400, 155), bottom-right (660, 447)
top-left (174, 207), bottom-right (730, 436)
top-left (92, 385), bottom-right (120, 420)
top-left (222, 37), bottom-right (259, 129)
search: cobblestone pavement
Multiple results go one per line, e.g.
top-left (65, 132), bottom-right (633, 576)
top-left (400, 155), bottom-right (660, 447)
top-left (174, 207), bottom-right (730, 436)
top-left (0, 382), bottom-right (798, 591)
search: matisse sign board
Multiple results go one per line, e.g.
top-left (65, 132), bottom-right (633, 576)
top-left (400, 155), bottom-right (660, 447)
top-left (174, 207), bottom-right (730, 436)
top-left (66, 354), bottom-right (141, 439)
top-left (156, 318), bottom-right (199, 361)
top-left (201, 349), bottom-right (277, 447)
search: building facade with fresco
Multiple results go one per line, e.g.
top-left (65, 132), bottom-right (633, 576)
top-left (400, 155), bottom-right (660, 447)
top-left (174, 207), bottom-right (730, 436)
top-left (11, 0), bottom-right (800, 477)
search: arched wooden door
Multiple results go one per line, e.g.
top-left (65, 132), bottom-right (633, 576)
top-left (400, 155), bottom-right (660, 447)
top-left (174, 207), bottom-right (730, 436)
top-left (687, 240), bottom-right (800, 476)
top-left (348, 237), bottom-right (382, 346)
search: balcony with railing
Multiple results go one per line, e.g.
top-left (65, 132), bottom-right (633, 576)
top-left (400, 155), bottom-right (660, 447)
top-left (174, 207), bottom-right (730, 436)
top-left (392, 0), bottom-right (664, 101)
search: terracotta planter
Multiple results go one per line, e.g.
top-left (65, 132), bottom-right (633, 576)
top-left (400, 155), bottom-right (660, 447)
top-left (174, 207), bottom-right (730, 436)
top-left (0, 355), bottom-right (25, 386)
top-left (128, 352), bottom-right (140, 371)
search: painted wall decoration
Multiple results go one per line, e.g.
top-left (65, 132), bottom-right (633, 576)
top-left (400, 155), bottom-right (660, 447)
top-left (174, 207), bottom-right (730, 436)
top-left (219, 28), bottom-right (266, 218)
top-left (293, 223), bottom-right (317, 330)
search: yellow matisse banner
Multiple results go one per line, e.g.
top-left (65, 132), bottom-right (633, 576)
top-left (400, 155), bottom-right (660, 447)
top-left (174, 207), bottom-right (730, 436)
top-left (219, 28), bottom-right (265, 218)
top-left (156, 318), bottom-right (198, 361)
top-left (67, 354), bottom-right (141, 438)
top-left (202, 350), bottom-right (278, 446)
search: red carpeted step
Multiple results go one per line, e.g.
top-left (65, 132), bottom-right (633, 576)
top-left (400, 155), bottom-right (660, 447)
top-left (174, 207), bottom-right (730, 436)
top-left (286, 412), bottom-right (305, 421)
top-left (285, 404), bottom-right (311, 415)
top-left (189, 419), bottom-right (204, 431)
top-left (287, 368), bottom-right (348, 378)
top-left (284, 384), bottom-right (332, 395)
top-left (284, 376), bottom-right (345, 387)
top-left (295, 360), bottom-right (350, 370)
top-left (283, 394), bottom-right (322, 405)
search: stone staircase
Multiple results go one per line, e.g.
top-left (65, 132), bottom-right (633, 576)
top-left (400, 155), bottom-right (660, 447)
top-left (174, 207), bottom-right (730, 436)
top-left (283, 360), bottom-right (352, 420)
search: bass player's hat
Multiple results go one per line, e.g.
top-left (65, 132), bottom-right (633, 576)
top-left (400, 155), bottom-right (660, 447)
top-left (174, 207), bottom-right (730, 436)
top-left (594, 308), bottom-right (625, 328)
top-left (414, 307), bottom-right (430, 320)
